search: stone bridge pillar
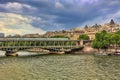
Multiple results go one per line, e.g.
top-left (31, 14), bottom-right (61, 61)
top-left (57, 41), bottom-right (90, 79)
top-left (76, 40), bottom-right (83, 46)
top-left (80, 40), bottom-right (83, 45)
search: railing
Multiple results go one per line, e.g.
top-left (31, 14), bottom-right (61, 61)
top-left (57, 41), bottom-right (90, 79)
top-left (0, 45), bottom-right (82, 48)
top-left (0, 38), bottom-right (69, 41)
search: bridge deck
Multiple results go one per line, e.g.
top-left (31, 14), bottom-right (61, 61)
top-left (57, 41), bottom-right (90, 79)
top-left (0, 38), bottom-right (75, 41)
top-left (0, 45), bottom-right (82, 48)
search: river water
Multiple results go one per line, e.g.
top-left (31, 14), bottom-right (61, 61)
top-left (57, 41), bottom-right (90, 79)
top-left (0, 51), bottom-right (120, 80)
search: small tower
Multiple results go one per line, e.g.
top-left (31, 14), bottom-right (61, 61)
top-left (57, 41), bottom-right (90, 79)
top-left (84, 25), bottom-right (88, 29)
top-left (109, 19), bottom-right (115, 33)
top-left (110, 19), bottom-right (115, 25)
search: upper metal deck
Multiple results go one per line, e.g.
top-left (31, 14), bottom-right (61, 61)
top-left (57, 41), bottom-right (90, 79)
top-left (0, 38), bottom-right (72, 41)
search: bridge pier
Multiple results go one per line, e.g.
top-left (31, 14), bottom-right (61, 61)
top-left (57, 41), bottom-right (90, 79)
top-left (76, 40), bottom-right (83, 46)
top-left (5, 51), bottom-right (18, 56)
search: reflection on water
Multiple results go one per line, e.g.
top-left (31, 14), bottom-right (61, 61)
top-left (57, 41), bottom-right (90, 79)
top-left (0, 51), bottom-right (120, 80)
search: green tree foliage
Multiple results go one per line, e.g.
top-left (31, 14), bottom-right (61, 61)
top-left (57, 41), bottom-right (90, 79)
top-left (115, 30), bottom-right (120, 35)
top-left (92, 30), bottom-right (120, 53)
top-left (92, 30), bottom-right (110, 51)
top-left (78, 34), bottom-right (89, 40)
top-left (111, 30), bottom-right (120, 52)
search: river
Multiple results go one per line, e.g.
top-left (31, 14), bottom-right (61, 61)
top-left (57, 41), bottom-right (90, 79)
top-left (0, 51), bottom-right (120, 80)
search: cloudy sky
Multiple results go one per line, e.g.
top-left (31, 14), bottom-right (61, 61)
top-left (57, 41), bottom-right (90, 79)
top-left (0, 0), bottom-right (120, 35)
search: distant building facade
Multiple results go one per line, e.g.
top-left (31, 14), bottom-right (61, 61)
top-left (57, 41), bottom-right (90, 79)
top-left (43, 19), bottom-right (120, 40)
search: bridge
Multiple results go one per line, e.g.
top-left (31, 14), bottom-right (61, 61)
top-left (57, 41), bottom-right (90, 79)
top-left (0, 38), bottom-right (90, 56)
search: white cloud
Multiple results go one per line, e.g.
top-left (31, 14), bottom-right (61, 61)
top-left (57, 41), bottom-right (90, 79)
top-left (55, 1), bottom-right (64, 9)
top-left (0, 12), bottom-right (46, 36)
top-left (81, 0), bottom-right (98, 4)
top-left (0, 2), bottom-right (37, 12)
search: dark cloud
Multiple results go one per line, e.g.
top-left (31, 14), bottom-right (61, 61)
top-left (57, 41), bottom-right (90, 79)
top-left (0, 0), bottom-right (21, 3)
top-left (0, 0), bottom-right (120, 31)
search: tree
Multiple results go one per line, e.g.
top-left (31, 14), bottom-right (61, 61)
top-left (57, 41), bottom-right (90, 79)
top-left (115, 30), bottom-right (120, 34)
top-left (78, 34), bottom-right (89, 40)
top-left (92, 30), bottom-right (120, 53)
top-left (92, 30), bottom-right (110, 52)
top-left (92, 39), bottom-right (102, 52)
top-left (111, 33), bottom-right (120, 53)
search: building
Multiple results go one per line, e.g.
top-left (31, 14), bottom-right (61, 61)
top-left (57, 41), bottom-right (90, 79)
top-left (44, 19), bottom-right (120, 40)
top-left (22, 33), bottom-right (41, 38)
top-left (0, 33), bottom-right (5, 38)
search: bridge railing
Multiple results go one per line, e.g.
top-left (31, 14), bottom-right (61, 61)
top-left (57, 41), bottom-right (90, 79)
top-left (0, 40), bottom-right (81, 47)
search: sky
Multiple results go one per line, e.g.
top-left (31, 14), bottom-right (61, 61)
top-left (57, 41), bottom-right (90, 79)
top-left (0, 0), bottom-right (120, 35)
